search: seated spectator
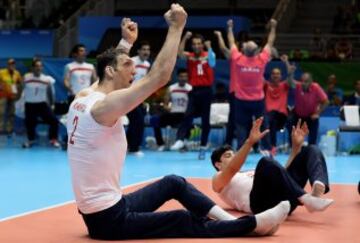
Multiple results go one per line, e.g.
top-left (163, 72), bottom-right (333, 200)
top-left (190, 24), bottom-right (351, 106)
top-left (309, 28), bottom-right (327, 60)
top-left (150, 69), bottom-right (192, 151)
top-left (325, 74), bottom-right (343, 106)
top-left (332, 5), bottom-right (346, 34)
top-left (22, 59), bottom-right (60, 148)
top-left (334, 37), bottom-right (352, 60)
top-left (343, 80), bottom-right (360, 106)
top-left (340, 80), bottom-right (360, 121)
top-left (290, 49), bottom-right (309, 61)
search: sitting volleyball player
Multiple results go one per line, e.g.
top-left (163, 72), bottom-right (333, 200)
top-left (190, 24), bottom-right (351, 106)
top-left (67, 5), bottom-right (292, 240)
top-left (211, 118), bottom-right (334, 215)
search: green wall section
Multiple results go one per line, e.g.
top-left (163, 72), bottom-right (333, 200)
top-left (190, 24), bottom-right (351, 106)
top-left (299, 62), bottom-right (360, 94)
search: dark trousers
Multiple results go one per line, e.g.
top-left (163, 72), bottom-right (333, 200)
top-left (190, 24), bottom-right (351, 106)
top-left (152, 112), bottom-right (185, 146)
top-left (225, 93), bottom-right (235, 145)
top-left (25, 102), bottom-right (59, 141)
top-left (176, 87), bottom-right (213, 146)
top-left (288, 113), bottom-right (319, 145)
top-left (81, 175), bottom-right (256, 240)
top-left (234, 98), bottom-right (271, 150)
top-left (250, 145), bottom-right (330, 214)
top-left (126, 105), bottom-right (145, 152)
top-left (267, 110), bottom-right (288, 147)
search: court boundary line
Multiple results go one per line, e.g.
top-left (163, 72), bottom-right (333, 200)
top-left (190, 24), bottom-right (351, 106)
top-left (0, 177), bottom-right (161, 222)
top-left (1, 177), bottom-right (357, 222)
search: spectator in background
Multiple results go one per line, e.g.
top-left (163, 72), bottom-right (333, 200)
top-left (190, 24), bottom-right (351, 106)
top-left (22, 59), bottom-right (59, 148)
top-left (309, 28), bottom-right (327, 60)
top-left (341, 80), bottom-right (360, 120)
top-left (343, 80), bottom-right (360, 106)
top-left (151, 68), bottom-right (192, 151)
top-left (264, 55), bottom-right (295, 155)
top-left (126, 41), bottom-right (151, 156)
top-left (334, 37), bottom-right (352, 60)
top-left (288, 72), bottom-right (329, 145)
top-left (171, 32), bottom-right (216, 160)
top-left (325, 74), bottom-right (343, 106)
top-left (332, 6), bottom-right (346, 34)
top-left (226, 18), bottom-right (277, 155)
top-left (0, 58), bottom-right (22, 135)
top-left (63, 44), bottom-right (97, 105)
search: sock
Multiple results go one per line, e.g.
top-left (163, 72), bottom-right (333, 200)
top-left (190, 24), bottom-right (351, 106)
top-left (207, 205), bottom-right (236, 220)
top-left (253, 201), bottom-right (290, 235)
top-left (311, 180), bottom-right (326, 197)
top-left (299, 194), bottom-right (334, 212)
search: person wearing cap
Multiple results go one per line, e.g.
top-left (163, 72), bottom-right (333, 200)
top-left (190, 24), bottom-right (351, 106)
top-left (0, 58), bottom-right (22, 134)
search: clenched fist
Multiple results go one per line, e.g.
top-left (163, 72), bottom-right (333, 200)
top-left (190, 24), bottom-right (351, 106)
top-left (164, 3), bottom-right (187, 30)
top-left (121, 18), bottom-right (138, 44)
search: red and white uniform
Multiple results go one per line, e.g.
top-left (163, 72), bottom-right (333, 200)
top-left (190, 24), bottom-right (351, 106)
top-left (23, 73), bottom-right (55, 103)
top-left (131, 56), bottom-right (150, 83)
top-left (169, 83), bottom-right (192, 113)
top-left (186, 52), bottom-right (214, 87)
top-left (67, 92), bottom-right (127, 214)
top-left (64, 61), bottom-right (95, 94)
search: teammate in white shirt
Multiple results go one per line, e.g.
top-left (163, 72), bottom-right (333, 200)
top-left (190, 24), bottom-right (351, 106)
top-left (126, 41), bottom-right (151, 155)
top-left (63, 44), bottom-right (97, 102)
top-left (151, 68), bottom-right (192, 150)
top-left (211, 118), bottom-right (334, 216)
top-left (67, 5), bottom-right (291, 240)
top-left (22, 59), bottom-right (60, 148)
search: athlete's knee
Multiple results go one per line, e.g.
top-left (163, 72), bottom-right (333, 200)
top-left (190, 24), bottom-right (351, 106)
top-left (257, 156), bottom-right (282, 174)
top-left (163, 174), bottom-right (186, 189)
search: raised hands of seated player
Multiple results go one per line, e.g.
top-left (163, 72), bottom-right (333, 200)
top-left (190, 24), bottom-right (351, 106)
top-left (291, 119), bottom-right (309, 153)
top-left (248, 117), bottom-right (270, 146)
top-left (121, 18), bottom-right (138, 45)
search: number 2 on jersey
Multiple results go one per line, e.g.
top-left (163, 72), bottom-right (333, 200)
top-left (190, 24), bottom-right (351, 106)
top-left (69, 116), bottom-right (79, 145)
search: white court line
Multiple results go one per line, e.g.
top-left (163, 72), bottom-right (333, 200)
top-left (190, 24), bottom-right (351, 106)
top-left (0, 177), bottom-right (161, 222)
top-left (1, 177), bottom-right (356, 222)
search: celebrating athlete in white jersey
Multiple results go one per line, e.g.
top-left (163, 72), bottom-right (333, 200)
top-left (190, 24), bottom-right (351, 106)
top-left (67, 5), bottom-right (290, 240)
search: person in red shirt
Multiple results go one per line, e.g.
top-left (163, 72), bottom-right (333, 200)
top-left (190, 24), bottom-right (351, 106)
top-left (227, 19), bottom-right (278, 155)
top-left (264, 55), bottom-right (295, 154)
top-left (171, 32), bottom-right (216, 159)
top-left (289, 71), bottom-right (329, 145)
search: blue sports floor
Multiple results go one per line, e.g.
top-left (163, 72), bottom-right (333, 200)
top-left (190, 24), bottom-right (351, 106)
top-left (0, 140), bottom-right (359, 220)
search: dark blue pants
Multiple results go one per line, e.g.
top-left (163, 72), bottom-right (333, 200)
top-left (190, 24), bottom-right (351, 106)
top-left (250, 145), bottom-right (330, 214)
top-left (234, 98), bottom-right (271, 150)
top-left (225, 93), bottom-right (235, 145)
top-left (81, 175), bottom-right (256, 240)
top-left (288, 113), bottom-right (319, 145)
top-left (25, 102), bottom-right (59, 141)
top-left (151, 112), bottom-right (185, 146)
top-left (126, 105), bottom-right (145, 152)
top-left (266, 110), bottom-right (288, 147)
top-left (176, 87), bottom-right (213, 146)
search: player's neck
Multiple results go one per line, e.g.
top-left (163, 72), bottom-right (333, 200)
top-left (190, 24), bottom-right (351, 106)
top-left (94, 80), bottom-right (114, 94)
